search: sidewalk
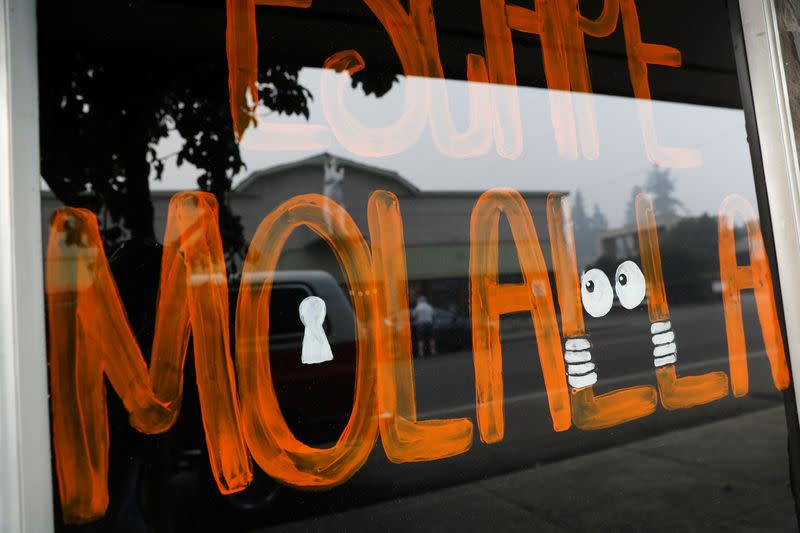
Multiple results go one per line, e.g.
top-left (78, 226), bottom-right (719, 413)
top-left (263, 406), bottom-right (798, 532)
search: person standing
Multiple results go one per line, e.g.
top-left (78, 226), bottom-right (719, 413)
top-left (412, 296), bottom-right (436, 357)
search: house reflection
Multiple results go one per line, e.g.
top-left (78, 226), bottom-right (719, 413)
top-left (43, 153), bottom-right (558, 320)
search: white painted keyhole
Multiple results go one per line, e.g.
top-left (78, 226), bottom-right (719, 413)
top-left (299, 296), bottom-right (334, 365)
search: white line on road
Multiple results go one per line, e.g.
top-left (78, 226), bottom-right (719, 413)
top-left (420, 351), bottom-right (767, 419)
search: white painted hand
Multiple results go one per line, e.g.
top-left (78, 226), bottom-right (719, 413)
top-left (651, 320), bottom-right (677, 367)
top-left (564, 337), bottom-right (597, 389)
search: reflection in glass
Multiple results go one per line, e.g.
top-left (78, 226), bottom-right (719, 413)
top-left (37, 0), bottom-right (797, 530)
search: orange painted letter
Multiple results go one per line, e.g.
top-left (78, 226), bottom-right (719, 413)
top-left (47, 193), bottom-right (251, 524)
top-left (226, 0), bottom-right (326, 149)
top-left (369, 190), bottom-right (474, 462)
top-left (236, 194), bottom-right (379, 487)
top-left (470, 189), bottom-right (571, 442)
top-left (718, 194), bottom-right (790, 396)
top-left (321, 49), bottom-right (429, 158)
top-left (479, 0), bottom-right (524, 159)
top-left (506, 0), bottom-right (619, 160)
top-left (619, 0), bottom-right (700, 168)
top-left (410, 0), bottom-right (493, 158)
top-left (321, 0), bottom-right (429, 157)
top-left (548, 193), bottom-right (656, 430)
top-left (635, 193), bottom-right (729, 409)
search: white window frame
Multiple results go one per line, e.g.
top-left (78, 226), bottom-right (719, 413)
top-left (0, 0), bottom-right (54, 531)
top-left (740, 0), bottom-right (800, 422)
top-left (0, 1), bottom-right (798, 532)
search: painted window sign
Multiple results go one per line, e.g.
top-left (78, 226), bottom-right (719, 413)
top-left (226, 0), bottom-right (699, 166)
top-left (38, 0), bottom-right (795, 529)
top-left (48, 192), bottom-right (789, 523)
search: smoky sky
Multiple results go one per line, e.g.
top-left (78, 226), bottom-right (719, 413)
top-left (147, 67), bottom-right (757, 228)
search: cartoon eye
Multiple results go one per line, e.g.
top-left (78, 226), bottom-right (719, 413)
top-left (615, 260), bottom-right (646, 310)
top-left (581, 269), bottom-right (613, 318)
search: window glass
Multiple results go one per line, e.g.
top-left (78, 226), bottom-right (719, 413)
top-left (38, 0), bottom-right (798, 530)
top-left (266, 286), bottom-right (312, 338)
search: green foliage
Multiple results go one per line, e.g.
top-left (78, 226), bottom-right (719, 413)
top-left (625, 185), bottom-right (642, 226)
top-left (646, 166), bottom-right (684, 219)
top-left (38, 2), bottom-right (396, 269)
top-left (571, 190), bottom-right (609, 268)
top-left (591, 214), bottom-right (721, 303)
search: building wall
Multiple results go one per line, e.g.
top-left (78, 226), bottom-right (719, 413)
top-left (40, 159), bottom-right (553, 288)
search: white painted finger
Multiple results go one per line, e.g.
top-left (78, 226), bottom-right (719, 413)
top-left (565, 338), bottom-right (591, 351)
top-left (565, 350), bottom-right (592, 363)
top-left (653, 342), bottom-right (677, 358)
top-left (654, 354), bottom-right (677, 367)
top-left (568, 372), bottom-right (598, 389)
top-left (567, 362), bottom-right (596, 375)
top-left (651, 331), bottom-right (675, 346)
top-left (651, 320), bottom-right (672, 334)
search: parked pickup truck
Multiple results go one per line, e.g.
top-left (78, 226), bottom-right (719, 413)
top-left (106, 240), bottom-right (359, 527)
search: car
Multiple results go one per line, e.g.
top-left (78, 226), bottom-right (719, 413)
top-left (107, 241), bottom-right (359, 524)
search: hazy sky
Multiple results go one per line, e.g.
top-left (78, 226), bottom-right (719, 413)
top-left (149, 67), bottom-right (758, 228)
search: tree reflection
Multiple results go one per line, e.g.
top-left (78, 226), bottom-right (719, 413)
top-left (37, 0), bottom-right (396, 270)
top-left (40, 45), bottom-right (311, 270)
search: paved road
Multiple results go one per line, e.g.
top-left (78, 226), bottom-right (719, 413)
top-left (413, 292), bottom-right (774, 425)
top-left (202, 293), bottom-right (793, 530)
top-left (267, 407), bottom-right (796, 532)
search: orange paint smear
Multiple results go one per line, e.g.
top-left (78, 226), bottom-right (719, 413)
top-left (413, 0), bottom-right (493, 158)
top-left (50, 189), bottom-right (480, 521)
top-left (470, 189), bottom-right (571, 442)
top-left (506, 2), bottom-right (578, 159)
top-left (47, 193), bottom-right (252, 524)
top-left (322, 0), bottom-right (493, 158)
top-left (505, 0), bottom-right (622, 161)
top-left (578, 0), bottom-right (619, 37)
top-left (318, 0), bottom-right (429, 157)
top-left (718, 194), bottom-right (790, 396)
top-left (634, 194), bottom-right (669, 324)
top-left (619, 0), bottom-right (700, 168)
top-left (547, 193), bottom-right (656, 430)
top-left (255, 0), bottom-right (311, 4)
top-left (226, 0), bottom-right (259, 140)
top-left (321, 50), bottom-right (429, 157)
top-left (479, 0), bottom-right (524, 159)
top-left (635, 193), bottom-right (729, 409)
top-left (546, 194), bottom-right (585, 337)
top-left (226, 0), bottom-right (320, 147)
top-left (236, 194), bottom-right (379, 487)
top-left (368, 191), bottom-right (474, 462)
top-left (227, 0), bottom-right (700, 166)
top-left (363, 0), bottom-right (427, 77)
top-left (569, 386), bottom-right (656, 430)
top-left (237, 122), bottom-right (332, 152)
top-left (563, 0), bottom-right (619, 160)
